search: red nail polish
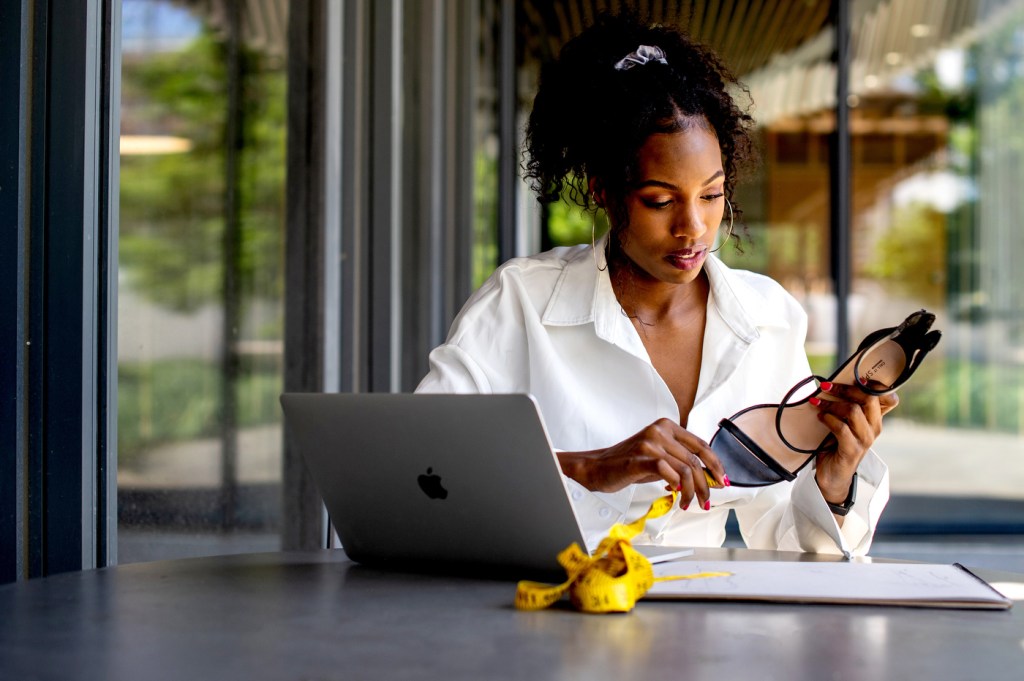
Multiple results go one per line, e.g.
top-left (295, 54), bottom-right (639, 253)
top-left (857, 375), bottom-right (867, 385)
top-left (723, 475), bottom-right (731, 487)
top-left (703, 500), bottom-right (711, 511)
top-left (808, 397), bottom-right (821, 406)
top-left (682, 502), bottom-right (690, 511)
top-left (820, 381), bottom-right (833, 392)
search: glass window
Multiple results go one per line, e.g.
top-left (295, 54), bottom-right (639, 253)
top-left (847, 2), bottom-right (1024, 520)
top-left (118, 0), bottom-right (288, 562)
top-left (736, 0), bottom-right (1024, 530)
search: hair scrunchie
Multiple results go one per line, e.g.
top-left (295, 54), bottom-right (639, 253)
top-left (613, 44), bottom-right (668, 71)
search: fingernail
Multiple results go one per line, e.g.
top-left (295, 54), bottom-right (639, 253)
top-left (857, 375), bottom-right (867, 385)
top-left (820, 381), bottom-right (833, 392)
top-left (808, 397), bottom-right (821, 407)
top-left (723, 475), bottom-right (731, 487)
top-left (703, 500), bottom-right (711, 511)
top-left (675, 484), bottom-right (683, 492)
top-left (682, 502), bottom-right (690, 511)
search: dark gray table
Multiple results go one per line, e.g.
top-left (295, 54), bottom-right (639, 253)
top-left (1, 548), bottom-right (1022, 681)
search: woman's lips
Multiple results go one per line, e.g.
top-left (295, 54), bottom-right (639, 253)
top-left (665, 246), bottom-right (708, 271)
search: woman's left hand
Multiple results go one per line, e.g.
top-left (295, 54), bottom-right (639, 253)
top-left (810, 381), bottom-right (899, 508)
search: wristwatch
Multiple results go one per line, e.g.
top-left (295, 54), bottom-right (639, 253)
top-left (826, 473), bottom-right (858, 517)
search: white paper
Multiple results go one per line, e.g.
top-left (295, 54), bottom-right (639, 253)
top-left (646, 561), bottom-right (1012, 609)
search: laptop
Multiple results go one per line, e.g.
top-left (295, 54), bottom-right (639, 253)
top-left (280, 392), bottom-right (691, 576)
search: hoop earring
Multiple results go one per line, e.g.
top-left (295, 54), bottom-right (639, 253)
top-left (709, 198), bottom-right (734, 254)
top-left (592, 215), bottom-right (608, 272)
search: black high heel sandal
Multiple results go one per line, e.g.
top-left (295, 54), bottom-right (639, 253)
top-left (709, 310), bottom-right (942, 487)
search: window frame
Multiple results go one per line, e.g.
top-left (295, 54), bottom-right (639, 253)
top-left (0, 0), bottom-right (120, 581)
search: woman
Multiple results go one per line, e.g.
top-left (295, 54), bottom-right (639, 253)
top-left (417, 14), bottom-right (897, 557)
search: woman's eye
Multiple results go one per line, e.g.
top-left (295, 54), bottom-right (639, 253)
top-left (702, 192), bottom-right (725, 202)
top-left (642, 199), bottom-right (672, 209)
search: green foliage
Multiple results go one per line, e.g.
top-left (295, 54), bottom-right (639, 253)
top-left (473, 150), bottom-right (499, 289)
top-left (120, 28), bottom-right (286, 316)
top-left (547, 196), bottom-right (590, 246)
top-left (895, 357), bottom-right (1024, 432)
top-left (118, 358), bottom-right (282, 466)
top-left (118, 25), bottom-right (288, 468)
top-left (862, 202), bottom-right (947, 306)
top-left (545, 180), bottom-right (611, 247)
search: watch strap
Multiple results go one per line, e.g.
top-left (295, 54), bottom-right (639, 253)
top-left (826, 473), bottom-right (858, 517)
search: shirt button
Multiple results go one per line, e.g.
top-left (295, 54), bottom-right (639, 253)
top-left (571, 490), bottom-right (583, 501)
top-left (598, 508), bottom-right (612, 519)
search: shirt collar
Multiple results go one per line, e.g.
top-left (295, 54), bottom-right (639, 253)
top-left (541, 233), bottom-right (790, 344)
top-left (541, 234), bottom-right (616, 331)
top-left (702, 253), bottom-right (791, 342)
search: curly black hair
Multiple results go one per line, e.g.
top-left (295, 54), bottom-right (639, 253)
top-left (524, 12), bottom-right (756, 229)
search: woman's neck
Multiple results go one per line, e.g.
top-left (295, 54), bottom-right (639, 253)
top-left (609, 257), bottom-right (710, 326)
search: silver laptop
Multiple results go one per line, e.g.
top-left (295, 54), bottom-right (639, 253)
top-left (280, 392), bottom-right (690, 575)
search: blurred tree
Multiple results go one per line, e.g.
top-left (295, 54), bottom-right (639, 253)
top-left (863, 201), bottom-right (947, 306)
top-left (119, 28), bottom-right (285, 317)
top-left (118, 22), bottom-right (287, 484)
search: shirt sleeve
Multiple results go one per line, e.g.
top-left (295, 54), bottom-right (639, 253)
top-left (733, 451), bottom-right (890, 557)
top-left (416, 343), bottom-right (493, 394)
top-left (562, 478), bottom-right (637, 551)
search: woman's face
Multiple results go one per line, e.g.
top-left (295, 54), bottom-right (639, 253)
top-left (614, 124), bottom-right (726, 287)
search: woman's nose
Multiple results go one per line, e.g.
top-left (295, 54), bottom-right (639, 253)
top-left (670, 203), bottom-right (708, 239)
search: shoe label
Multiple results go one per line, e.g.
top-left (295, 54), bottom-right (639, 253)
top-left (861, 358), bottom-right (887, 384)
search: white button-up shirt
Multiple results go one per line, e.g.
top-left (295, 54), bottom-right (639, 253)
top-left (416, 237), bottom-right (889, 556)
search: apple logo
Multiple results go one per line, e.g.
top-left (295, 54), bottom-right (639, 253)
top-left (417, 467), bottom-right (448, 500)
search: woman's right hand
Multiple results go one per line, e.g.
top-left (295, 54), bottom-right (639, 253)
top-left (556, 418), bottom-right (729, 510)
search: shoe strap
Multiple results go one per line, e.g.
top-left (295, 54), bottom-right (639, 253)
top-left (877, 331), bottom-right (940, 393)
top-left (852, 331), bottom-right (900, 396)
top-left (852, 312), bottom-right (940, 395)
top-left (774, 375), bottom-right (829, 454)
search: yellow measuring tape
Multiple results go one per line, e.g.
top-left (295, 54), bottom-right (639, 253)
top-left (515, 492), bottom-right (731, 614)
